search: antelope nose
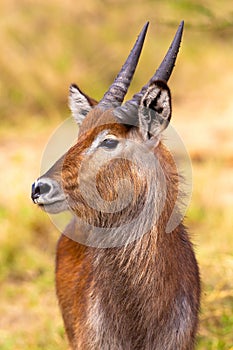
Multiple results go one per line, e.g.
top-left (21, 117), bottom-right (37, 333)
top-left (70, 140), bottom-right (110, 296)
top-left (31, 181), bottom-right (51, 202)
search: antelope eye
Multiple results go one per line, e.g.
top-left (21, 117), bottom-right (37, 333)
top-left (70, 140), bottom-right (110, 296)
top-left (99, 138), bottom-right (119, 149)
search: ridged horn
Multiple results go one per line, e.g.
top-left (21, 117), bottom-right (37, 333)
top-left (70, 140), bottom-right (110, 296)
top-left (131, 21), bottom-right (184, 105)
top-left (98, 22), bottom-right (149, 109)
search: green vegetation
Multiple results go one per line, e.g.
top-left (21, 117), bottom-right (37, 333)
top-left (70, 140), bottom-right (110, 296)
top-left (0, 1), bottom-right (233, 349)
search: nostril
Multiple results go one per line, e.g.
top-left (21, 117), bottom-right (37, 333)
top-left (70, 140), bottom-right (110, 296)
top-left (38, 182), bottom-right (51, 195)
top-left (31, 181), bottom-right (51, 202)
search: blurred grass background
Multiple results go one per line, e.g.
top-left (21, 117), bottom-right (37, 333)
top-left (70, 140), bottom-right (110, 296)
top-left (0, 0), bottom-right (233, 349)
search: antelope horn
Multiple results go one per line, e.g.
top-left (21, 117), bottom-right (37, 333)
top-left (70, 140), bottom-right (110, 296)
top-left (114, 20), bottom-right (184, 121)
top-left (98, 22), bottom-right (149, 109)
top-left (132, 21), bottom-right (184, 104)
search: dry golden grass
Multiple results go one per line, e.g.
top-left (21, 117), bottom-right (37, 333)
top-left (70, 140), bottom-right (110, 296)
top-left (0, 1), bottom-right (233, 349)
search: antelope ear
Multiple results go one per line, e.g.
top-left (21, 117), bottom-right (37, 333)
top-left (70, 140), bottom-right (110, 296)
top-left (69, 84), bottom-right (97, 125)
top-left (138, 80), bottom-right (171, 140)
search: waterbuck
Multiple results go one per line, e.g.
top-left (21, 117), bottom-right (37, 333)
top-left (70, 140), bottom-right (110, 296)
top-left (31, 21), bottom-right (200, 349)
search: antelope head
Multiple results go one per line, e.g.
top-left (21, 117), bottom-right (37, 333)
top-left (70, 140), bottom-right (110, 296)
top-left (31, 22), bottom-right (184, 246)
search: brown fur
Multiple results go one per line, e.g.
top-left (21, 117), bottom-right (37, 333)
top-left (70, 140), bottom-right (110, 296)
top-left (53, 108), bottom-right (201, 349)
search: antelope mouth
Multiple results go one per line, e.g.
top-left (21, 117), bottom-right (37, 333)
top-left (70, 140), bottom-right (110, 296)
top-left (31, 178), bottom-right (69, 214)
top-left (36, 198), bottom-right (68, 214)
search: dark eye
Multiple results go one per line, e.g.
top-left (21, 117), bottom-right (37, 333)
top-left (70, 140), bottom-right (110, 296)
top-left (99, 138), bottom-right (119, 149)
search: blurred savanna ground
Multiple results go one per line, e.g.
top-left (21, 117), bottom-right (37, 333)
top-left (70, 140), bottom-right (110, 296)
top-left (0, 0), bottom-right (233, 349)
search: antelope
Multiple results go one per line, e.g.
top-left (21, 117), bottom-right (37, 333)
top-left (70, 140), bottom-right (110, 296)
top-left (31, 21), bottom-right (200, 350)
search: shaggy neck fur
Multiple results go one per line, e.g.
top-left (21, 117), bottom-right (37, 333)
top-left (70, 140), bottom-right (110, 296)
top-left (61, 144), bottom-right (200, 350)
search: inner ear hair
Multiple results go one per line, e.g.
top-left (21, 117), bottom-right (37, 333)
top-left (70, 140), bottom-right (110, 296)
top-left (70, 84), bottom-right (98, 107)
top-left (69, 84), bottom-right (98, 125)
top-left (139, 80), bottom-right (172, 140)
